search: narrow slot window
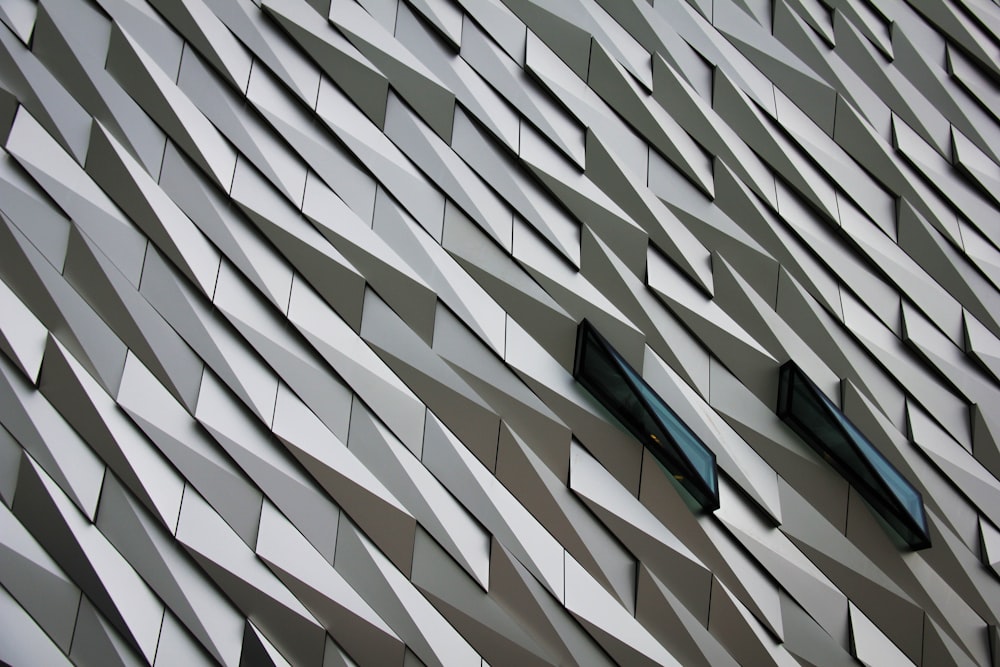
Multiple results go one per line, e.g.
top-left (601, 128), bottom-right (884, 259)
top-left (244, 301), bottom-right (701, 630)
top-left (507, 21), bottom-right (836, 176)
top-left (573, 320), bottom-right (720, 511)
top-left (777, 362), bottom-right (930, 549)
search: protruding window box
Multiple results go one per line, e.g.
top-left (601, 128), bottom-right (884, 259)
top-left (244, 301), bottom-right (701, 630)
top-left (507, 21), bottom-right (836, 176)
top-left (777, 361), bottom-right (931, 550)
top-left (573, 319), bottom-right (720, 511)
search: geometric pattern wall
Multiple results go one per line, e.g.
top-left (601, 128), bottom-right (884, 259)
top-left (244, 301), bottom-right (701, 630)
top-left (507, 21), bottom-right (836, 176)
top-left (1, 0), bottom-right (999, 664)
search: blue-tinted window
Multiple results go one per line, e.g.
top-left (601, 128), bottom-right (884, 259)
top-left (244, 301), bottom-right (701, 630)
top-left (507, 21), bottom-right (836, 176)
top-left (573, 320), bottom-right (719, 511)
top-left (777, 362), bottom-right (930, 550)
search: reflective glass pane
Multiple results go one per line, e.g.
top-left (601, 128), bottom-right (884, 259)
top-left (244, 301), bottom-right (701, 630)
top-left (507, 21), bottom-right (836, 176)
top-left (574, 320), bottom-right (719, 511)
top-left (777, 362), bottom-right (930, 549)
top-left (826, 400), bottom-right (926, 521)
top-left (623, 362), bottom-right (716, 486)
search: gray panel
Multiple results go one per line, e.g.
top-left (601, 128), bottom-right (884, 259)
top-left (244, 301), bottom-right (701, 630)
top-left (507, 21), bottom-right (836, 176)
top-left (334, 518), bottom-right (483, 667)
top-left (175, 488), bottom-right (328, 666)
top-left (0, 501), bottom-right (81, 653)
top-left (96, 476), bottom-right (245, 666)
top-left (410, 526), bottom-right (557, 666)
top-left (255, 500), bottom-right (406, 666)
top-left (2, 1), bottom-right (999, 665)
top-left (0, 351), bottom-right (106, 521)
top-left (0, 582), bottom-right (74, 667)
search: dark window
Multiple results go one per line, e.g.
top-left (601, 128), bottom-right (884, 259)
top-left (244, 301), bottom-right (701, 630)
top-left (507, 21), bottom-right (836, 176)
top-left (573, 320), bottom-right (720, 511)
top-left (777, 362), bottom-right (931, 550)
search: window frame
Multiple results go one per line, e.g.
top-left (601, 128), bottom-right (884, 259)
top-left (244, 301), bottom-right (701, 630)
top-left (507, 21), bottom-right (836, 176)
top-left (574, 319), bottom-right (720, 512)
top-left (777, 361), bottom-right (931, 550)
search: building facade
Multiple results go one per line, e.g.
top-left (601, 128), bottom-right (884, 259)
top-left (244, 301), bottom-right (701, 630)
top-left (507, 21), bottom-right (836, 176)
top-left (1, 0), bottom-right (999, 664)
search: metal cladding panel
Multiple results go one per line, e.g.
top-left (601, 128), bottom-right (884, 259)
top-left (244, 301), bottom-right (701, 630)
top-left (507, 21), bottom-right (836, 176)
top-left (1, 0), bottom-right (999, 665)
